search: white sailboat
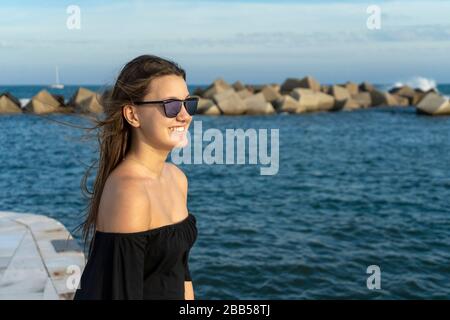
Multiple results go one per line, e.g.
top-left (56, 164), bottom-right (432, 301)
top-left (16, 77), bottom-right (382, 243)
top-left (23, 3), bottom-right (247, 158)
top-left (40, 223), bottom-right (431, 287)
top-left (50, 66), bottom-right (64, 89)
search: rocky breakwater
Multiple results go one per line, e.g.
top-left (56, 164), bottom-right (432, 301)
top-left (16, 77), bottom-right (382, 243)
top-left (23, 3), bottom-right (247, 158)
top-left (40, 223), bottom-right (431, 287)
top-left (0, 87), bottom-right (103, 115)
top-left (1, 79), bottom-right (448, 116)
top-left (193, 77), bottom-right (449, 116)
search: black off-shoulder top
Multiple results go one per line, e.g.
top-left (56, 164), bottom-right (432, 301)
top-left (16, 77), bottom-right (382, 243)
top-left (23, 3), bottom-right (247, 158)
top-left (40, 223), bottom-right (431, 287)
top-left (73, 213), bottom-right (197, 300)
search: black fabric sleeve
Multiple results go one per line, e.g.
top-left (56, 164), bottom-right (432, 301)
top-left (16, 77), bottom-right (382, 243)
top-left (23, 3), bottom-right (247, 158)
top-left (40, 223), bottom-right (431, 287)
top-left (74, 233), bottom-right (147, 300)
top-left (183, 250), bottom-right (192, 281)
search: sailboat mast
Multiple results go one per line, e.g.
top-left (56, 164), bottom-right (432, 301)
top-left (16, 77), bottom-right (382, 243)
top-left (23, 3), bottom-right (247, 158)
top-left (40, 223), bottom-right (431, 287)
top-left (50, 65), bottom-right (64, 89)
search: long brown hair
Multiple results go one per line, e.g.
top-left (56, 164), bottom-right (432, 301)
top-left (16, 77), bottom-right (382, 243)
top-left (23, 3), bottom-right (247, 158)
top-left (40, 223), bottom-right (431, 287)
top-left (76, 54), bottom-right (186, 255)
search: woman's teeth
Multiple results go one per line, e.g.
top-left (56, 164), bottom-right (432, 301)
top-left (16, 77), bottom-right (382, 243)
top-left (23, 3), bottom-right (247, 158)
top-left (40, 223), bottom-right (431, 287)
top-left (170, 127), bottom-right (185, 132)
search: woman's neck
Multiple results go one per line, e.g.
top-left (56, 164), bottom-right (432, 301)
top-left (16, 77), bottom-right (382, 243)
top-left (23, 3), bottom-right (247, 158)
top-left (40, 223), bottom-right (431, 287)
top-left (125, 145), bottom-right (169, 179)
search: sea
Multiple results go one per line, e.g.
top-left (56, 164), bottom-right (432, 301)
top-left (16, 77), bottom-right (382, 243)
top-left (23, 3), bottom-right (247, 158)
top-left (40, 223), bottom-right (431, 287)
top-left (0, 83), bottom-right (449, 299)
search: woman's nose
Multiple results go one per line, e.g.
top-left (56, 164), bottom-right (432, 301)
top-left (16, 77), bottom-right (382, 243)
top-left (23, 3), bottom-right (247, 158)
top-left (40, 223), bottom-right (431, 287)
top-left (177, 102), bottom-right (192, 120)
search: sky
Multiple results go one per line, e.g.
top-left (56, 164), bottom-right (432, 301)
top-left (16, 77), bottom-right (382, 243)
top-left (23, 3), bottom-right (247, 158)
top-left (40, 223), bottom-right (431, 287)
top-left (0, 0), bottom-right (449, 85)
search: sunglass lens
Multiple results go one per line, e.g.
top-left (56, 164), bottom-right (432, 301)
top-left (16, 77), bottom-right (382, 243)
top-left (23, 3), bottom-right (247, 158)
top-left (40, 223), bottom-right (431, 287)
top-left (185, 99), bottom-right (198, 115)
top-left (164, 100), bottom-right (182, 118)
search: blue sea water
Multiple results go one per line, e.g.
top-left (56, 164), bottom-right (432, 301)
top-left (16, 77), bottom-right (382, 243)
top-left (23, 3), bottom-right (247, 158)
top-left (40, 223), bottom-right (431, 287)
top-left (0, 85), bottom-right (449, 299)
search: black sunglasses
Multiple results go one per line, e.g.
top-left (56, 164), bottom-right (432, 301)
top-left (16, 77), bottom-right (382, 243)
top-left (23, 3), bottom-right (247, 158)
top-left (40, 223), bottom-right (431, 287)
top-left (134, 97), bottom-right (199, 118)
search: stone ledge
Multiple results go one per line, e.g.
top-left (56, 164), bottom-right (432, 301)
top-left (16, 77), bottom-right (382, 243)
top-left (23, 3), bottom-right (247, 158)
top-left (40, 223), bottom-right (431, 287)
top-left (0, 211), bottom-right (86, 300)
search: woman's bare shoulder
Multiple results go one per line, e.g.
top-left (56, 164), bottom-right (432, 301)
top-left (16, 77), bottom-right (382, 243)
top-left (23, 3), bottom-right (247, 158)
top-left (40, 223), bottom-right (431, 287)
top-left (96, 171), bottom-right (152, 233)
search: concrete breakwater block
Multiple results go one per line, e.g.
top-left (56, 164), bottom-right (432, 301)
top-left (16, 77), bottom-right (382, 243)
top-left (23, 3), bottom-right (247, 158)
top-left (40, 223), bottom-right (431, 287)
top-left (416, 92), bottom-right (450, 115)
top-left (0, 211), bottom-right (85, 300)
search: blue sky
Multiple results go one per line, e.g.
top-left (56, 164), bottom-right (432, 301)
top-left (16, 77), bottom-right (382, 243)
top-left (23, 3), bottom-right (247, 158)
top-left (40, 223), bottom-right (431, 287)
top-left (0, 0), bottom-right (449, 85)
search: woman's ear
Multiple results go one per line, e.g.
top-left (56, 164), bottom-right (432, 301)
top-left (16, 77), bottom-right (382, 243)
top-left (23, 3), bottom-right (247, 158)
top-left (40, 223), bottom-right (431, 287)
top-left (123, 104), bottom-right (140, 128)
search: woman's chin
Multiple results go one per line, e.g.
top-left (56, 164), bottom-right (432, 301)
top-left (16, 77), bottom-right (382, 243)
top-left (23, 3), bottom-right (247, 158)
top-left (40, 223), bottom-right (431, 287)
top-left (172, 138), bottom-right (189, 149)
top-left (167, 133), bottom-right (189, 149)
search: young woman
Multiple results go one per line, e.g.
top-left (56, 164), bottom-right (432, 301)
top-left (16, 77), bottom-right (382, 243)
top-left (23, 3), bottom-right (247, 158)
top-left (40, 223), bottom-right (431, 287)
top-left (73, 55), bottom-right (198, 300)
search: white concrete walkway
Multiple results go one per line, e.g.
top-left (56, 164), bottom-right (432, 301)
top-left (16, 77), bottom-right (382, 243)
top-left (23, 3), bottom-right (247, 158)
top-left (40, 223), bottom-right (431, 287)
top-left (0, 211), bottom-right (85, 300)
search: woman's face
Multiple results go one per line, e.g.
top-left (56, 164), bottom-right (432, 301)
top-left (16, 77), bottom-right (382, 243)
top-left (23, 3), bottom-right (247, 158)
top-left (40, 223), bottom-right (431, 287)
top-left (128, 74), bottom-right (193, 151)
